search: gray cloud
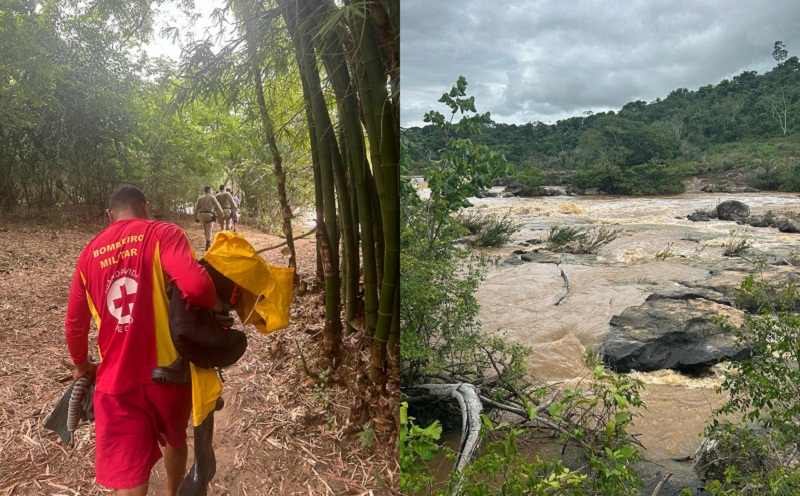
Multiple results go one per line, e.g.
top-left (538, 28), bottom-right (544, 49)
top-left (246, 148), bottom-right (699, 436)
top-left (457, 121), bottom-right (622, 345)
top-left (401, 0), bottom-right (800, 126)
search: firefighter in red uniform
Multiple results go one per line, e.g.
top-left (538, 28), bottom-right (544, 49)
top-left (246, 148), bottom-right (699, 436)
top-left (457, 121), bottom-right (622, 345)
top-left (65, 185), bottom-right (224, 496)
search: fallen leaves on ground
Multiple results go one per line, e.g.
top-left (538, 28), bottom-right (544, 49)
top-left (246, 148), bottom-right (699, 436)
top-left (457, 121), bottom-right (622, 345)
top-left (0, 212), bottom-right (398, 495)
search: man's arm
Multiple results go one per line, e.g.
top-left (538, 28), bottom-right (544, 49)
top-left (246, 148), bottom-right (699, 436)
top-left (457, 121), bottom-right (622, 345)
top-left (194, 197), bottom-right (202, 222)
top-left (212, 197), bottom-right (224, 217)
top-left (65, 264), bottom-right (97, 379)
top-left (158, 225), bottom-right (220, 310)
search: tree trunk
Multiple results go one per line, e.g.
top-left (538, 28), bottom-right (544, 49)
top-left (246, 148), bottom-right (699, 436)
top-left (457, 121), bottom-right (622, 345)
top-left (354, 5), bottom-right (400, 384)
top-left (405, 384), bottom-right (483, 474)
top-left (242, 2), bottom-right (297, 271)
top-left (308, 3), bottom-right (379, 331)
top-left (282, 0), bottom-right (343, 358)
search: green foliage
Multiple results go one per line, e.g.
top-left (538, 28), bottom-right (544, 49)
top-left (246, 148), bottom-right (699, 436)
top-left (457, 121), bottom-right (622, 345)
top-left (404, 79), bottom-right (642, 496)
top-left (446, 419), bottom-right (587, 495)
top-left (0, 0), bottom-right (313, 222)
top-left (0, 0), bottom-right (225, 211)
top-left (358, 425), bottom-right (374, 449)
top-left (546, 225), bottom-right (619, 254)
top-left (400, 210), bottom-right (529, 387)
top-left (722, 230), bottom-right (752, 257)
top-left (473, 213), bottom-right (519, 247)
top-left (419, 76), bottom-right (511, 217)
top-left (507, 165), bottom-right (546, 195)
top-left (402, 78), bottom-right (525, 387)
top-left (704, 278), bottom-right (800, 493)
top-left (703, 464), bottom-right (800, 496)
top-left (456, 210), bottom-right (519, 247)
top-left (402, 50), bottom-right (800, 194)
top-left (435, 364), bottom-right (645, 495)
top-left (399, 402), bottom-right (450, 494)
top-left (572, 227), bottom-right (620, 255)
top-left (572, 117), bottom-right (690, 193)
top-left (613, 159), bottom-right (696, 195)
top-left (547, 225), bottom-right (584, 249)
top-left (696, 424), bottom-right (800, 496)
top-left (716, 278), bottom-right (800, 433)
top-left (456, 209), bottom-right (489, 235)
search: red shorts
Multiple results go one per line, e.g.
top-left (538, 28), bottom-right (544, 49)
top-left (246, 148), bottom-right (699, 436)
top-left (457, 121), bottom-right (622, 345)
top-left (94, 383), bottom-right (191, 489)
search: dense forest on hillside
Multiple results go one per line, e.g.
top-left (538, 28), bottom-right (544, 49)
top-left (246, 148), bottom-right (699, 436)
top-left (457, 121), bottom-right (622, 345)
top-left (403, 46), bottom-right (800, 195)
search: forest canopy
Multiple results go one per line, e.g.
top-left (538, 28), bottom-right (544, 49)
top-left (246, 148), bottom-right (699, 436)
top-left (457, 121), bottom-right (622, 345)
top-left (403, 51), bottom-right (800, 194)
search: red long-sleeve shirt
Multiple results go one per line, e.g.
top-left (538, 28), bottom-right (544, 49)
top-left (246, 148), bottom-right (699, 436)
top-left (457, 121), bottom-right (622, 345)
top-left (65, 218), bottom-right (217, 394)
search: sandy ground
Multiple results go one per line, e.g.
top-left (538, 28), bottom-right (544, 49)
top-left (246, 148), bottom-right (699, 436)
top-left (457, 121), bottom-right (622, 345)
top-left (0, 211), bottom-right (398, 495)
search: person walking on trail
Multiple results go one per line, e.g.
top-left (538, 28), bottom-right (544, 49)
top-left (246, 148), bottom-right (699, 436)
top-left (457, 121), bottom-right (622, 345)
top-left (65, 185), bottom-right (225, 496)
top-left (215, 185), bottom-right (236, 232)
top-left (194, 186), bottom-right (223, 251)
top-left (227, 187), bottom-right (240, 232)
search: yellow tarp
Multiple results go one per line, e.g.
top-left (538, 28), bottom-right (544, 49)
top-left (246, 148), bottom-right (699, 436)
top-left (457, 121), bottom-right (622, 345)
top-left (204, 231), bottom-right (295, 335)
top-left (190, 363), bottom-right (222, 426)
top-left (189, 231), bottom-right (295, 425)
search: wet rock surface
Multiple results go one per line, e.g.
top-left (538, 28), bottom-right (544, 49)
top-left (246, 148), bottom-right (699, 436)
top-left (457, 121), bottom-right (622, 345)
top-left (716, 200), bottom-right (750, 221)
top-left (520, 251), bottom-right (561, 264)
top-left (778, 219), bottom-right (800, 233)
top-left (601, 289), bottom-right (748, 373)
top-left (687, 210), bottom-right (715, 222)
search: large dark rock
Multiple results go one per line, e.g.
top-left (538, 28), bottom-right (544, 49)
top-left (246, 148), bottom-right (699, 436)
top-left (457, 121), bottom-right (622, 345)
top-left (505, 185), bottom-right (560, 197)
top-left (687, 210), bottom-right (714, 222)
top-left (716, 200), bottom-right (750, 221)
top-left (778, 219), bottom-right (800, 233)
top-left (601, 293), bottom-right (748, 373)
top-left (501, 255), bottom-right (524, 266)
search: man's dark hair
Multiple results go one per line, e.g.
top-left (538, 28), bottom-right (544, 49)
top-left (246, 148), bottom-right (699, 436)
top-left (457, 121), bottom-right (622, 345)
top-left (109, 185), bottom-right (147, 210)
top-left (204, 185), bottom-right (212, 193)
top-left (219, 185), bottom-right (225, 192)
top-left (226, 188), bottom-right (232, 193)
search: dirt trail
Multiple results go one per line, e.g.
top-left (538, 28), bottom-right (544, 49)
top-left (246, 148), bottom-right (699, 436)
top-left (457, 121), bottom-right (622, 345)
top-left (0, 213), bottom-right (397, 495)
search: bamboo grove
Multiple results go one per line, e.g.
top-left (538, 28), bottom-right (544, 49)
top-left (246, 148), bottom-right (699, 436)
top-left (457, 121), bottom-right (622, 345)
top-left (278, 0), bottom-right (400, 382)
top-left (174, 0), bottom-right (400, 382)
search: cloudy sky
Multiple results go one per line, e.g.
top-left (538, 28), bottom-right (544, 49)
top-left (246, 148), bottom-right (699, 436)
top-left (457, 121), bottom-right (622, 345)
top-left (401, 0), bottom-right (800, 127)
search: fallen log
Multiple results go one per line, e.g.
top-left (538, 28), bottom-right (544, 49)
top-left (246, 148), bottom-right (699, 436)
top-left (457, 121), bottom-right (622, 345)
top-left (555, 266), bottom-right (569, 306)
top-left (405, 384), bottom-right (483, 474)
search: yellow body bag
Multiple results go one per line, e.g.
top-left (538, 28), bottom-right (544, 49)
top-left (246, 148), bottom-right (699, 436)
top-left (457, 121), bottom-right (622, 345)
top-left (190, 232), bottom-right (295, 425)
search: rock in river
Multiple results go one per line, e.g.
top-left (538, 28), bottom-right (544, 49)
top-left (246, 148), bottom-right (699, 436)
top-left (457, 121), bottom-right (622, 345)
top-left (520, 251), bottom-right (561, 264)
top-left (601, 290), bottom-right (749, 373)
top-left (778, 219), bottom-right (800, 233)
top-left (715, 200), bottom-right (750, 221)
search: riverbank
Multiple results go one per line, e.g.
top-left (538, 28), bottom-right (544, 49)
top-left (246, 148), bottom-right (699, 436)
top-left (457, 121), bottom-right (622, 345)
top-left (468, 190), bottom-right (800, 492)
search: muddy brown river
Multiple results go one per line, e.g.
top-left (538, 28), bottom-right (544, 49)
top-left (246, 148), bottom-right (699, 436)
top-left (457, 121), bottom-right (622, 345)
top-left (468, 190), bottom-right (800, 465)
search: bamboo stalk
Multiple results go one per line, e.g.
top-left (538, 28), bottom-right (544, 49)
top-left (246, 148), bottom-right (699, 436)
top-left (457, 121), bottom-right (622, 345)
top-left (354, 5), bottom-right (399, 383)
top-left (310, 1), bottom-right (380, 331)
top-left (283, 0), bottom-right (343, 355)
top-left (241, 1), bottom-right (298, 272)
